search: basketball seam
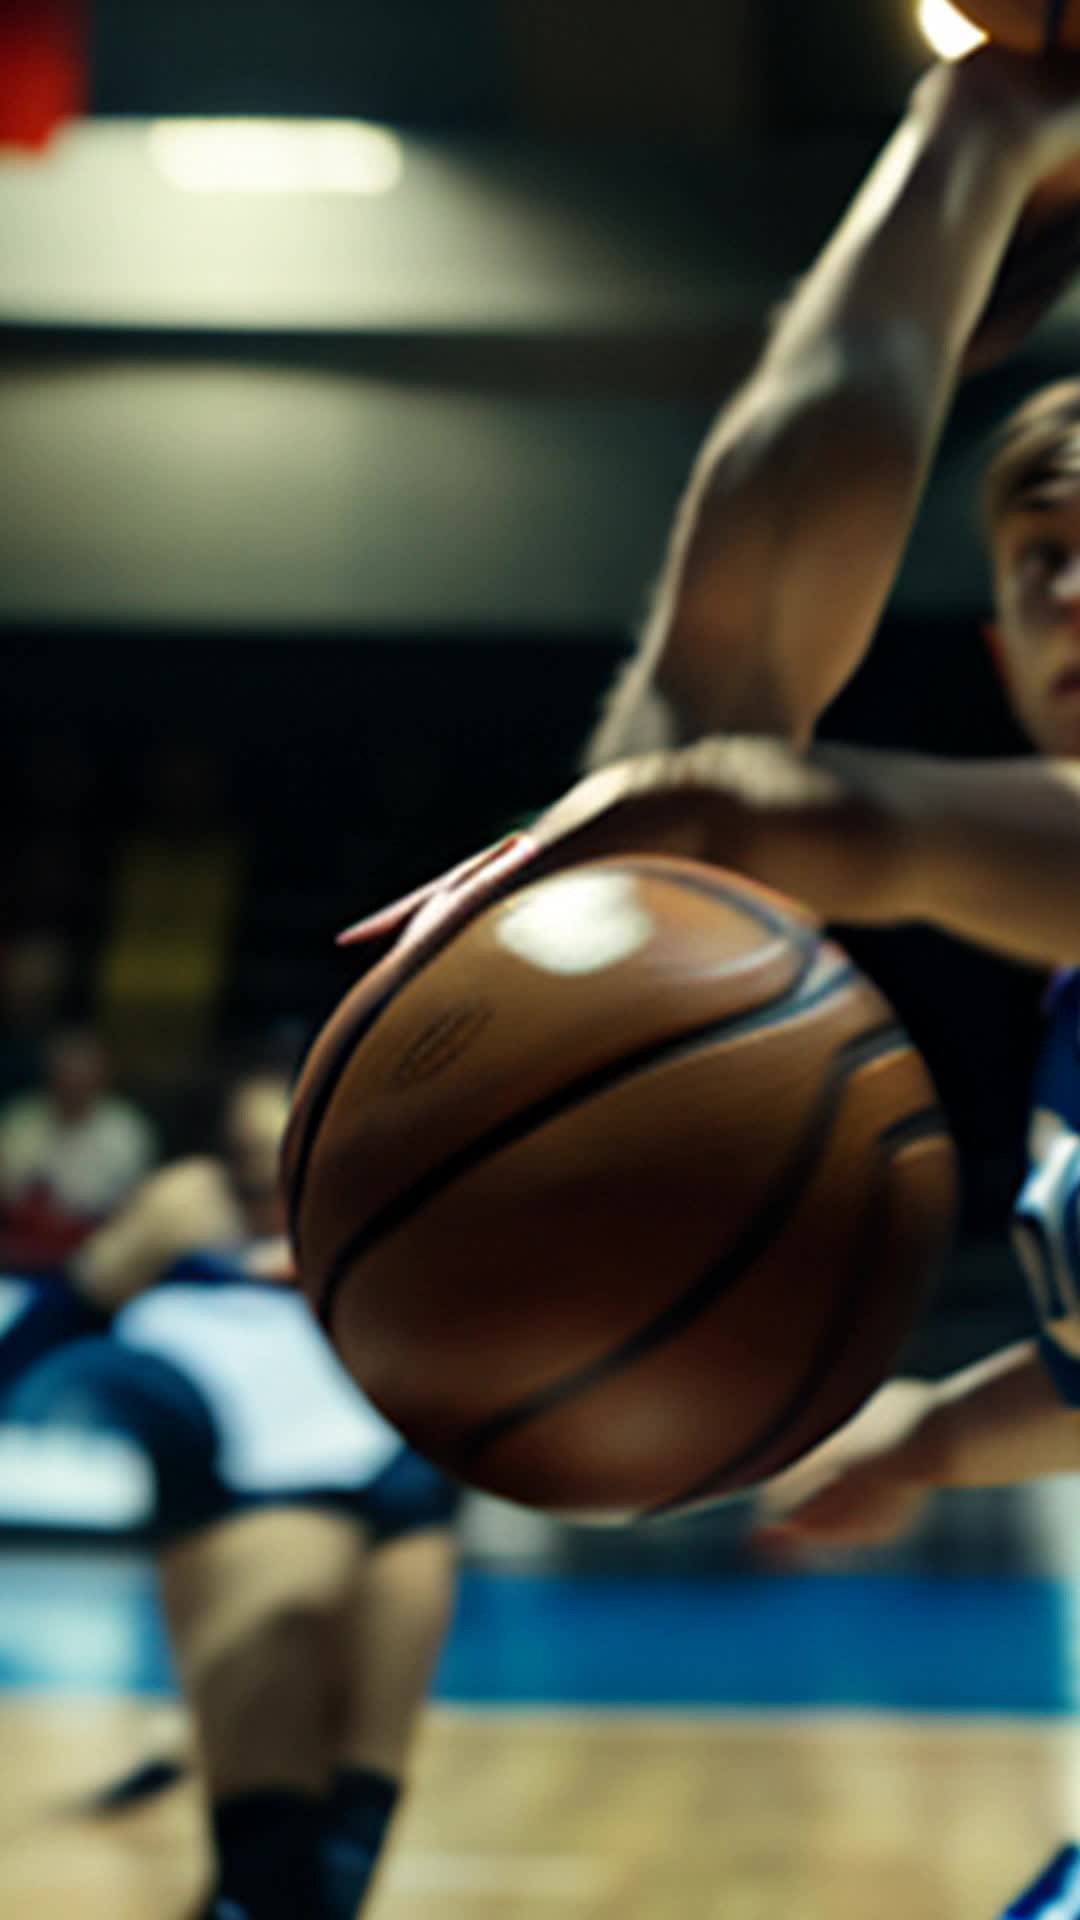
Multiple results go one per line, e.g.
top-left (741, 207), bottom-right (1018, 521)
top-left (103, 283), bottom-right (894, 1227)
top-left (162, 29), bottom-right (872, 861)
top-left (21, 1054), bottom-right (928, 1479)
top-left (286, 863), bottom-right (817, 1246)
top-left (617, 860), bottom-right (816, 946)
top-left (642, 1103), bottom-right (952, 1517)
top-left (314, 958), bottom-right (861, 1333)
top-left (880, 1108), bottom-right (952, 1153)
top-left (455, 1031), bottom-right (923, 1468)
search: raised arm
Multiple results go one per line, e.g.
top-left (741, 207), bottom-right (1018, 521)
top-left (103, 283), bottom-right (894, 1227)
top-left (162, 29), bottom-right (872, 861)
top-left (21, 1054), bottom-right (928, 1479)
top-left (587, 50), bottom-right (1080, 763)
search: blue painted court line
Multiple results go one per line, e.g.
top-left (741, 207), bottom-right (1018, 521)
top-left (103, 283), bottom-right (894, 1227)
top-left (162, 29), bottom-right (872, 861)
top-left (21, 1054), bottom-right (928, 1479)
top-left (2, 1555), bottom-right (1079, 1716)
top-left (439, 1570), bottom-right (1079, 1716)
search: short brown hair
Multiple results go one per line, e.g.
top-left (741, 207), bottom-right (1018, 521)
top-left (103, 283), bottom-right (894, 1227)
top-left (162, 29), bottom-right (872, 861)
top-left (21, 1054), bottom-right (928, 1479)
top-left (983, 380), bottom-right (1080, 534)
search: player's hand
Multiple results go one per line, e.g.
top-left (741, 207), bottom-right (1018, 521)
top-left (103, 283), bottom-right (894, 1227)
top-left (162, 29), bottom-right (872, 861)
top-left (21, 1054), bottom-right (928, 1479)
top-left (337, 831), bottom-right (542, 967)
top-left (752, 1378), bottom-right (941, 1559)
top-left (338, 745), bottom-right (820, 975)
top-left (531, 758), bottom-right (719, 868)
top-left (337, 756), bottom-right (734, 966)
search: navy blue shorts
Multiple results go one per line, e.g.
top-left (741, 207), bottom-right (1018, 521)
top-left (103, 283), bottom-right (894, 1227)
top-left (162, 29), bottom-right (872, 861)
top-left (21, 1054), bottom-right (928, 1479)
top-left (5, 1337), bottom-right (460, 1548)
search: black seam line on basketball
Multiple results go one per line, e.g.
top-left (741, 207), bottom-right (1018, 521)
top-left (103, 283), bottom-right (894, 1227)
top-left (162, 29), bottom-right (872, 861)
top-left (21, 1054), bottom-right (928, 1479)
top-left (643, 1106), bottom-right (955, 1518)
top-left (285, 861), bottom-right (531, 1243)
top-left (314, 957), bottom-right (866, 1334)
top-left (453, 1020), bottom-right (910, 1466)
top-left (617, 859), bottom-right (819, 951)
top-left (879, 1108), bottom-right (951, 1153)
top-left (642, 1141), bottom-right (902, 1520)
top-left (287, 860), bottom-right (816, 1247)
top-left (314, 955), bottom-right (859, 1332)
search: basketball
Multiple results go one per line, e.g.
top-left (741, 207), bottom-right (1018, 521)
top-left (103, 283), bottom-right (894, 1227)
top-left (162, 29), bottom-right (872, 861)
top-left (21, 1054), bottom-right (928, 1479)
top-left (950, 2), bottom-right (1080, 49)
top-left (285, 858), bottom-right (956, 1522)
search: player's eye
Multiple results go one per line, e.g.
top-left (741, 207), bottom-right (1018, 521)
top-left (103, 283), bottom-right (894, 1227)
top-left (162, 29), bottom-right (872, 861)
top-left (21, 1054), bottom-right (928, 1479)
top-left (1019, 539), bottom-right (1070, 581)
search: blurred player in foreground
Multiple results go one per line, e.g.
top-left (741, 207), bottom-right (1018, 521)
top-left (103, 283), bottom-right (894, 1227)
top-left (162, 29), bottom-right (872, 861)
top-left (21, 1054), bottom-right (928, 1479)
top-left (0, 1072), bottom-right (458, 1920)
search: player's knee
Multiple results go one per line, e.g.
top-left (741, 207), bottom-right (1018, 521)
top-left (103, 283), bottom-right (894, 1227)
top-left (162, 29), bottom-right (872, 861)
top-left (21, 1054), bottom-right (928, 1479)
top-left (187, 1591), bottom-right (339, 1742)
top-left (235, 1583), bottom-right (344, 1673)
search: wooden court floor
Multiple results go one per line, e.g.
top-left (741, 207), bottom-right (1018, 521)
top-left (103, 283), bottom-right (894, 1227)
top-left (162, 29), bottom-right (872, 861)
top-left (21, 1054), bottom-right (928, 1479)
top-left (3, 1698), bottom-right (1079, 1920)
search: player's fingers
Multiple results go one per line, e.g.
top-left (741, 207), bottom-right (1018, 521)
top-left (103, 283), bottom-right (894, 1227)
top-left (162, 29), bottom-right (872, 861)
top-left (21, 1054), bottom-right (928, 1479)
top-left (758, 1470), bottom-right (888, 1539)
top-left (337, 834), bottom-right (533, 947)
top-left (757, 1454), bottom-right (842, 1520)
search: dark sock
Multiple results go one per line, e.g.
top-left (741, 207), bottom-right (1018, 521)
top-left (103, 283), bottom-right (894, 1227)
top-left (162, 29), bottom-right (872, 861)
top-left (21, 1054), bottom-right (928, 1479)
top-left (83, 1754), bottom-right (188, 1814)
top-left (1004, 1844), bottom-right (1080, 1917)
top-left (211, 1787), bottom-right (321, 1920)
top-left (319, 1767), bottom-right (400, 1920)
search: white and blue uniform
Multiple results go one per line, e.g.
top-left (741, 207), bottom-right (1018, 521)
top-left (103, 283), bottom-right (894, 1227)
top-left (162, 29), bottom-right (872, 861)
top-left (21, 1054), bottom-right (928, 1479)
top-left (1013, 969), bottom-right (1080, 1407)
top-left (0, 1254), bottom-right (458, 1544)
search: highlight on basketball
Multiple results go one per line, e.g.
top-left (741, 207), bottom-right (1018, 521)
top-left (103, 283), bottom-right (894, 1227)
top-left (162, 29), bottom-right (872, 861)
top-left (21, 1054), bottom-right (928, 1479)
top-left (9, 4), bottom-right (1080, 1918)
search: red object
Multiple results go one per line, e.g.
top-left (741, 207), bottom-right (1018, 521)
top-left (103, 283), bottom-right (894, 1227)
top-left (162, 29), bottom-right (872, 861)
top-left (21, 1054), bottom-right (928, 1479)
top-left (0, 0), bottom-right (88, 152)
top-left (0, 1181), bottom-right (103, 1271)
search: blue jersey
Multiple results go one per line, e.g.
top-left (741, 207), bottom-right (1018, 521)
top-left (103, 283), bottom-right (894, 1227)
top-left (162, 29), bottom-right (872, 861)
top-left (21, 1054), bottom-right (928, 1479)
top-left (1013, 969), bottom-right (1080, 1406)
top-left (1026, 972), bottom-right (1080, 1134)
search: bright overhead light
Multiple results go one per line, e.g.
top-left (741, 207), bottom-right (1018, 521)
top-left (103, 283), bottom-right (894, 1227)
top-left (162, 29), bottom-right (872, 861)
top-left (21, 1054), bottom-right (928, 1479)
top-left (917, 0), bottom-right (987, 60)
top-left (149, 119), bottom-right (404, 196)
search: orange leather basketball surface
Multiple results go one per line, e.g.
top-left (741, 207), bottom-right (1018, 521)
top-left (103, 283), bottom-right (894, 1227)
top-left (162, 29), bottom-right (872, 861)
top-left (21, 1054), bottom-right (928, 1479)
top-left (286, 858), bottom-right (956, 1520)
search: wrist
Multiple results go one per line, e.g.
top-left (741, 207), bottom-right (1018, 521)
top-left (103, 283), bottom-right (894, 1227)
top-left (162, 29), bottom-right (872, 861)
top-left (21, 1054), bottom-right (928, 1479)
top-left (533, 753), bottom-right (719, 872)
top-left (925, 53), bottom-right (1072, 204)
top-left (918, 57), bottom-right (1017, 152)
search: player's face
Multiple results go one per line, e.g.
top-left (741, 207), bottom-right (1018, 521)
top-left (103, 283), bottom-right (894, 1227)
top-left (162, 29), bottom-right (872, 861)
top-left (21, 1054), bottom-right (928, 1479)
top-left (988, 491), bottom-right (1080, 758)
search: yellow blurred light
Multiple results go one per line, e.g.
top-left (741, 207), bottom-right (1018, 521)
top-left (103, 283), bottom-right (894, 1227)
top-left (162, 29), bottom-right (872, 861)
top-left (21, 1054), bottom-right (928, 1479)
top-left (149, 119), bottom-right (404, 195)
top-left (918, 0), bottom-right (988, 59)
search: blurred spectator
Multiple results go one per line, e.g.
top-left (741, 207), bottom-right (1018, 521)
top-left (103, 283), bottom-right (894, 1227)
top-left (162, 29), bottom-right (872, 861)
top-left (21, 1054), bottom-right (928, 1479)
top-left (0, 931), bottom-right (73, 1104)
top-left (0, 1029), bottom-right (157, 1270)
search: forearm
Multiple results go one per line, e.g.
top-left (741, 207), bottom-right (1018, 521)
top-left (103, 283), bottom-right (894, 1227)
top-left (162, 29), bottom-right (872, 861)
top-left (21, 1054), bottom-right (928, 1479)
top-left (599, 64), bottom-right (1039, 755)
top-left (721, 741), bottom-right (1080, 969)
top-left (887, 754), bottom-right (1080, 965)
top-left (913, 1343), bottom-right (1080, 1488)
top-left (759, 68), bottom-right (1028, 391)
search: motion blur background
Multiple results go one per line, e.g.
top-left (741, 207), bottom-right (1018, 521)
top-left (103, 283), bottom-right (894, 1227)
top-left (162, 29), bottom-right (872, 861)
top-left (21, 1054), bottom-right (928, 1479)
top-left (3, 6), bottom-right (1079, 1918)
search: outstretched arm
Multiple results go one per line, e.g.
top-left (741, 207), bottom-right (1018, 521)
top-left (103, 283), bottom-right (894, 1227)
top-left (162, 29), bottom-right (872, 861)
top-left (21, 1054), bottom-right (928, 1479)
top-left (753, 1343), bottom-right (1079, 1557)
top-left (588, 50), bottom-right (1080, 763)
top-left (532, 738), bottom-right (1080, 971)
top-left (345, 734), bottom-right (1080, 976)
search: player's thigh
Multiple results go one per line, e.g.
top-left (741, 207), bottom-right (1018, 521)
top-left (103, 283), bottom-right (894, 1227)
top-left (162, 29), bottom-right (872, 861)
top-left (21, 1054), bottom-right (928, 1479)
top-left (334, 1523), bottom-right (457, 1777)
